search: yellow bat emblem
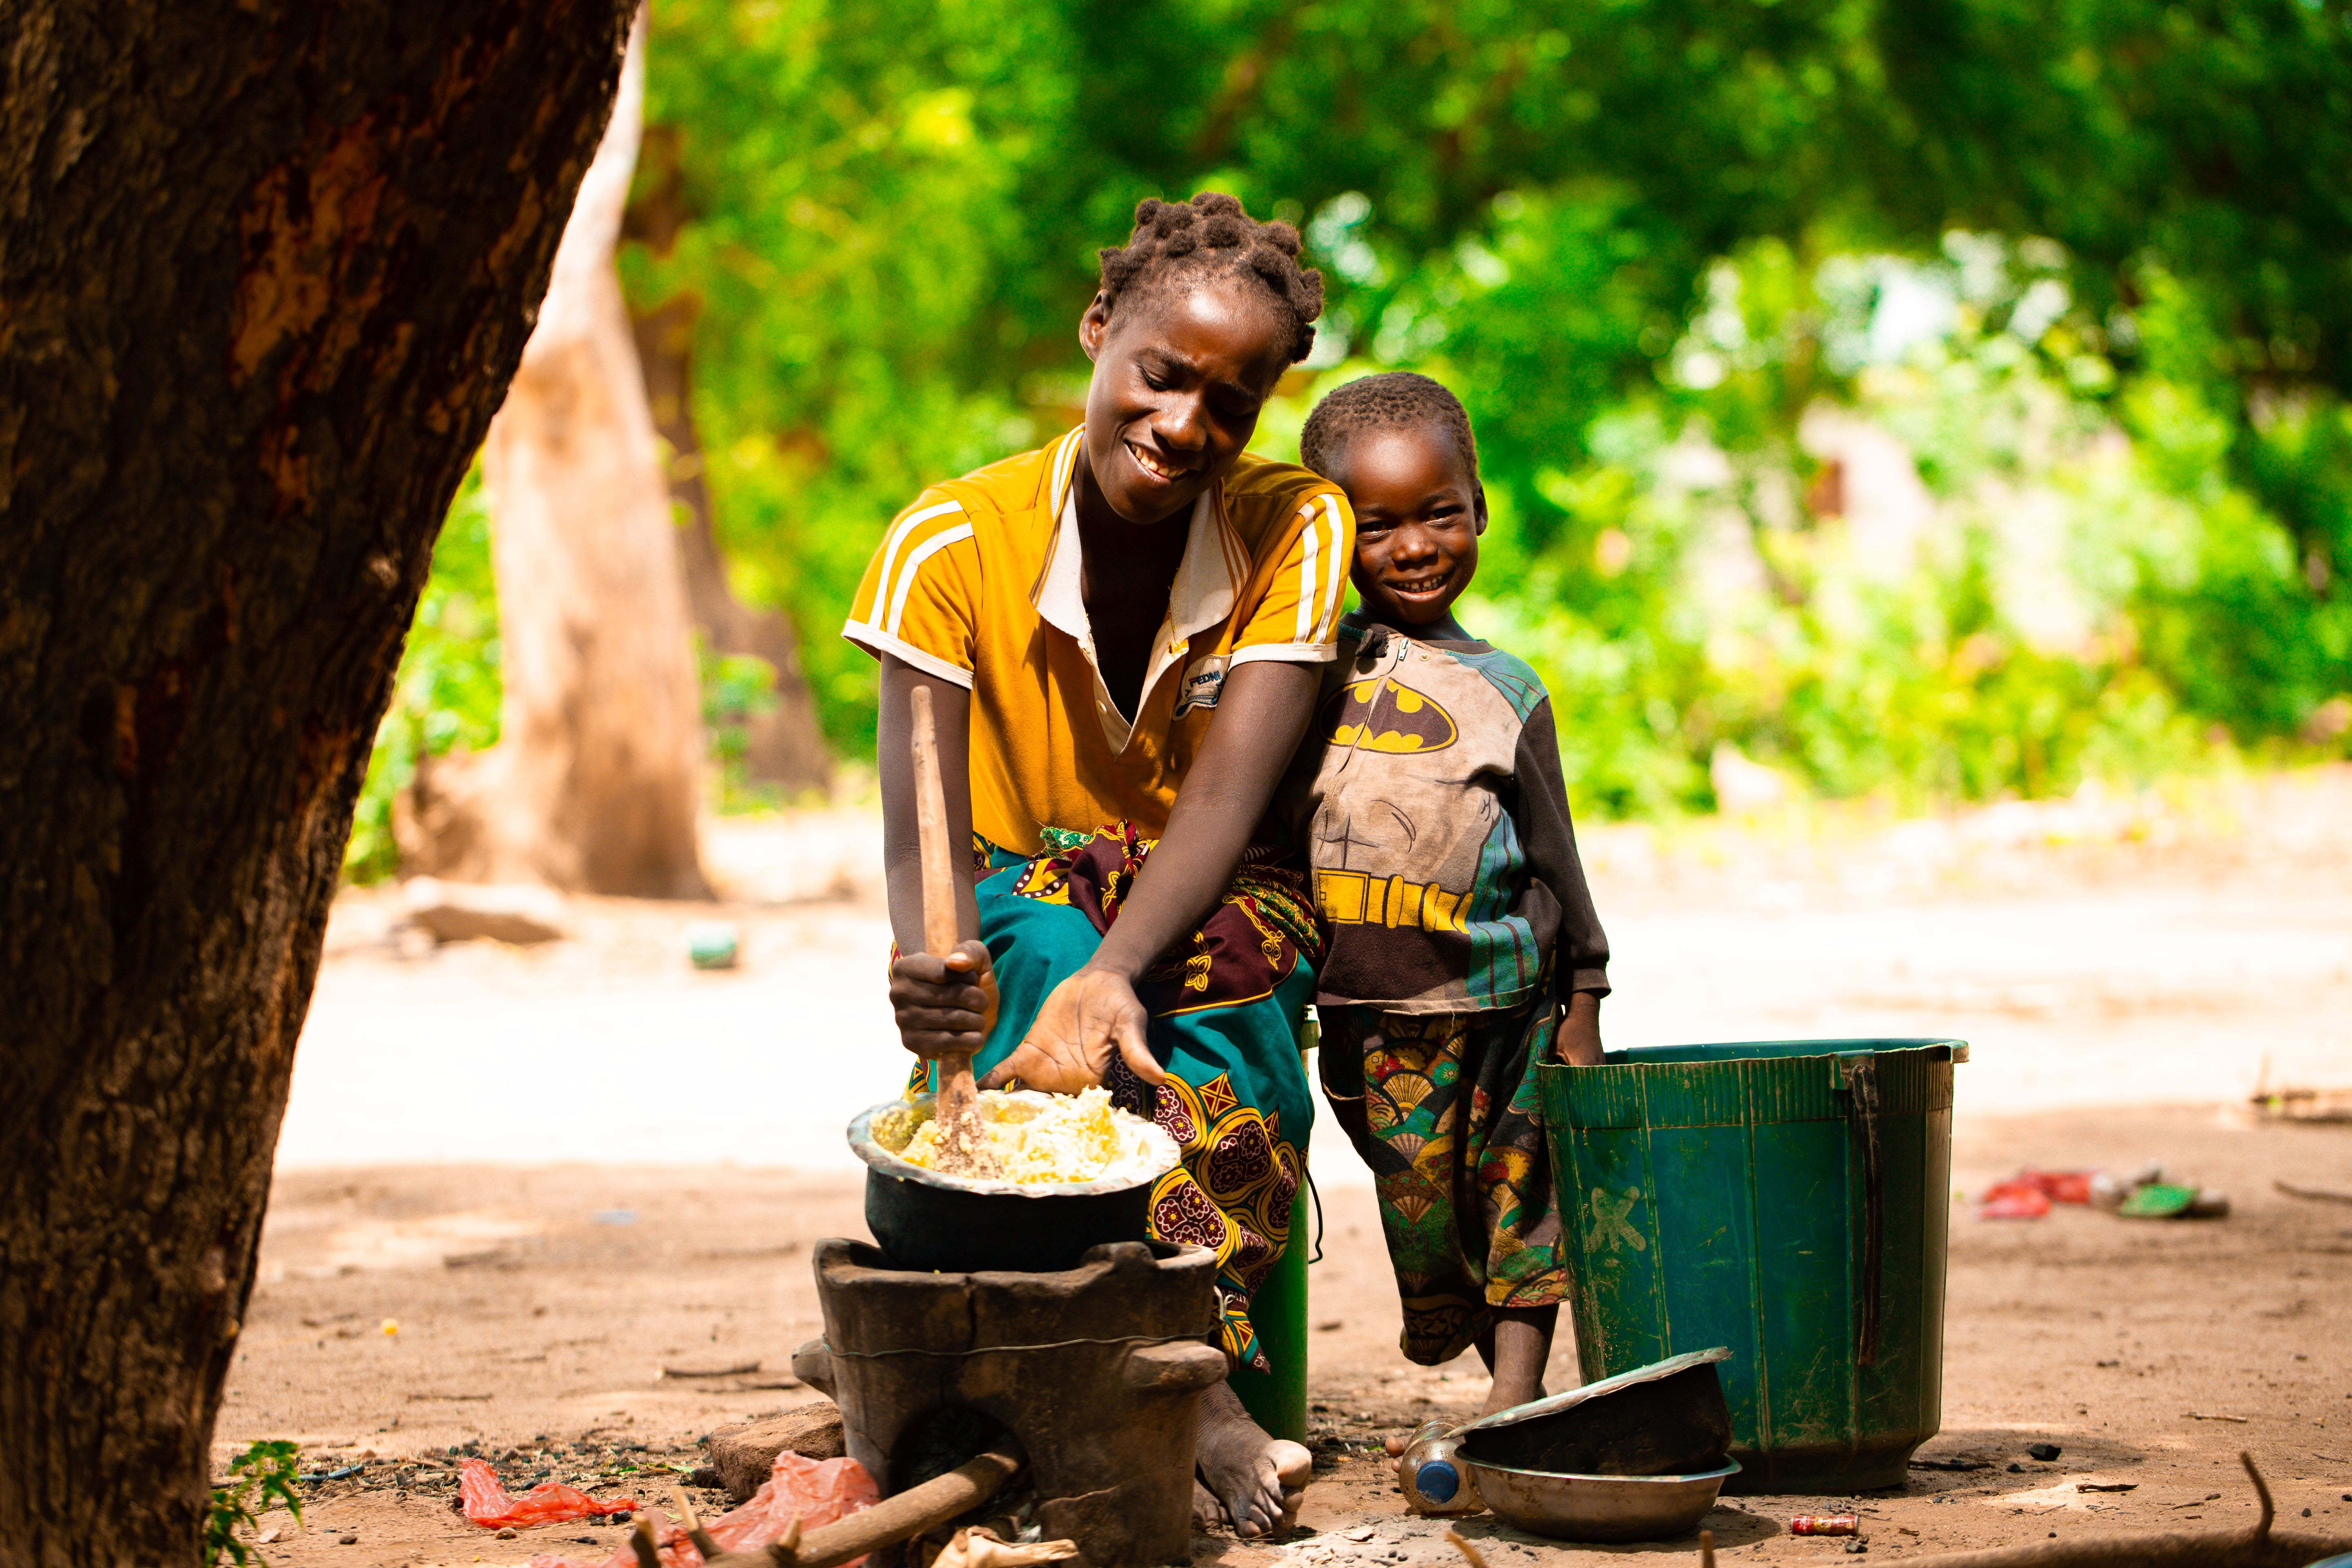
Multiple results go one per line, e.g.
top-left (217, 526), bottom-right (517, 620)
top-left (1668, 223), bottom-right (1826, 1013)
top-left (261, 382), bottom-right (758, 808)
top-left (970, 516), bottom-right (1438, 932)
top-left (1321, 677), bottom-right (1458, 754)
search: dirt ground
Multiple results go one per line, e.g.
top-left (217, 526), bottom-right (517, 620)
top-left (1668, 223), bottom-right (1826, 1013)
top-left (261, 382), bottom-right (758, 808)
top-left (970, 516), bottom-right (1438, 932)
top-left (216, 769), bottom-right (2352, 1565)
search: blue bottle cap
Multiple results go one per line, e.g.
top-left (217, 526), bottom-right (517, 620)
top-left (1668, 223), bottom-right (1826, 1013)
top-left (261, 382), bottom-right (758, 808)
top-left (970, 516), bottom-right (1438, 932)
top-left (1414, 1460), bottom-right (1459, 1503)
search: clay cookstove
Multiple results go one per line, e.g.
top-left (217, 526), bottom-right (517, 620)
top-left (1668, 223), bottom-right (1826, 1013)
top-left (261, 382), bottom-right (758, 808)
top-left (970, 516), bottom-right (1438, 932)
top-left (793, 1238), bottom-right (1225, 1568)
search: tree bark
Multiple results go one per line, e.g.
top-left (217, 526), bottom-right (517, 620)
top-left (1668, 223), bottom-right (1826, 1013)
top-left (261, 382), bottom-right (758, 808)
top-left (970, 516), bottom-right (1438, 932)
top-left (632, 294), bottom-right (836, 797)
top-left (399, 18), bottom-right (715, 897)
top-left (0, 3), bottom-right (635, 1563)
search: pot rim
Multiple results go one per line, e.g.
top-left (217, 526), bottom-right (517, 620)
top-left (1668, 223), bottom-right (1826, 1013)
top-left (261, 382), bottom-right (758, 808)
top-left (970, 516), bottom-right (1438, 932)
top-left (849, 1094), bottom-right (1181, 1198)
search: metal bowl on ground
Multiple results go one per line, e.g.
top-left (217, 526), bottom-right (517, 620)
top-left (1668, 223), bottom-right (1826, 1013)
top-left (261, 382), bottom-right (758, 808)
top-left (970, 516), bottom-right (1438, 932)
top-left (848, 1095), bottom-right (1180, 1274)
top-left (1455, 1347), bottom-right (1733, 1478)
top-left (1458, 1459), bottom-right (1741, 1544)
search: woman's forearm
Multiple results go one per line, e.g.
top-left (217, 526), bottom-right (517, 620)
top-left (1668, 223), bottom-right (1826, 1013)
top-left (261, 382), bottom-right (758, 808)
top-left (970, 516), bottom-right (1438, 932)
top-left (1090, 659), bottom-right (1319, 980)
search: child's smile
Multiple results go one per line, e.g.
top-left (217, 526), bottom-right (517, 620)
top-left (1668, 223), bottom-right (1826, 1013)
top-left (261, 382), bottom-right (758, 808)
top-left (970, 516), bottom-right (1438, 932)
top-left (1334, 424), bottom-right (1486, 636)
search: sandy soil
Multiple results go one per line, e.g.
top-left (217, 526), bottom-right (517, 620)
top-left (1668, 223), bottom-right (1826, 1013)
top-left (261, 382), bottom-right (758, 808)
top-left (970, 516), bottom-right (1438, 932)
top-left (215, 768), bottom-right (2352, 1564)
top-left (218, 1109), bottom-right (2352, 1566)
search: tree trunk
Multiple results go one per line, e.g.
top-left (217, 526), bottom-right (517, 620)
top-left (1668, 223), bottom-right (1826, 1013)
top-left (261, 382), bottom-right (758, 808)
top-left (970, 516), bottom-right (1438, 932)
top-left (632, 296), bottom-right (837, 797)
top-left (399, 19), bottom-right (715, 897)
top-left (0, 3), bottom-right (635, 1563)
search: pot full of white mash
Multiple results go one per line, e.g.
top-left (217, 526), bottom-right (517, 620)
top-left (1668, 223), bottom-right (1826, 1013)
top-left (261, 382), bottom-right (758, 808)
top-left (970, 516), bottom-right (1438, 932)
top-left (848, 1088), bottom-right (1181, 1273)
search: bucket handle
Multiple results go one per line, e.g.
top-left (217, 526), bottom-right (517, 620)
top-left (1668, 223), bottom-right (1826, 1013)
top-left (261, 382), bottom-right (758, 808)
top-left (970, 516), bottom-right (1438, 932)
top-left (1836, 1055), bottom-right (1884, 1368)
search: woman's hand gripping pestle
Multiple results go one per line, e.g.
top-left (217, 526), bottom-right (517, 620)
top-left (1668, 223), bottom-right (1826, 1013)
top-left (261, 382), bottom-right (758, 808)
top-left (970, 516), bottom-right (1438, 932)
top-left (910, 685), bottom-right (984, 1166)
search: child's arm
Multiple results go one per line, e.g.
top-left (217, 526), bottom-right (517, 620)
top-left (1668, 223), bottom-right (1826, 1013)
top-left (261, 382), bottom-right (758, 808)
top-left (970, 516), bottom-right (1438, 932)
top-left (1515, 699), bottom-right (1611, 1065)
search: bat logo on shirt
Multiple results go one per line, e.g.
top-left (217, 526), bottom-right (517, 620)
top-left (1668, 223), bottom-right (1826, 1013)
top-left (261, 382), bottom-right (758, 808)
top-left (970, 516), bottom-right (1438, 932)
top-left (1320, 677), bottom-right (1458, 753)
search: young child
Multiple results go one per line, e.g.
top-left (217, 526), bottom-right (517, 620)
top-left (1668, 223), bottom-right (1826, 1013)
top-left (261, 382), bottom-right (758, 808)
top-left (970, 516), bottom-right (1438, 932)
top-left (1283, 372), bottom-right (1611, 1425)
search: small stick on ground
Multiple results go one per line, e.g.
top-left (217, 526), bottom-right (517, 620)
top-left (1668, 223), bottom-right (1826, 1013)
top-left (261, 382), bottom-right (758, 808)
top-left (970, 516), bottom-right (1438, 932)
top-left (1443, 1528), bottom-right (1488, 1568)
top-left (2274, 1179), bottom-right (2352, 1205)
top-left (1699, 1527), bottom-right (1716, 1568)
top-left (1900, 1450), bottom-right (2352, 1566)
top-left (669, 1482), bottom-right (724, 1561)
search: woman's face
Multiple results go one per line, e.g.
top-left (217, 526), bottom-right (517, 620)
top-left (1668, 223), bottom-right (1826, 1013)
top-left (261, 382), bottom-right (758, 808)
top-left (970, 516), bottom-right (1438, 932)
top-left (1077, 276), bottom-right (1292, 527)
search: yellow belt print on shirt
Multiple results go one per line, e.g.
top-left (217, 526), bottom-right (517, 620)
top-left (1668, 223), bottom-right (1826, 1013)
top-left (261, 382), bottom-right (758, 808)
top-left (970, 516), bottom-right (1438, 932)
top-left (1315, 869), bottom-right (1474, 933)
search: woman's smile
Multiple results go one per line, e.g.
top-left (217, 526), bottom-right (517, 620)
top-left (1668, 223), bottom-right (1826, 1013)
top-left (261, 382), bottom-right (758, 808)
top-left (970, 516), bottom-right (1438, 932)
top-left (1125, 439), bottom-right (1194, 487)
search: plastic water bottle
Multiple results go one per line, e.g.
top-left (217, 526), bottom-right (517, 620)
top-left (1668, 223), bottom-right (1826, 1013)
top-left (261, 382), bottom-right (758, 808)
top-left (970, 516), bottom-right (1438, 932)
top-left (1396, 1420), bottom-right (1481, 1516)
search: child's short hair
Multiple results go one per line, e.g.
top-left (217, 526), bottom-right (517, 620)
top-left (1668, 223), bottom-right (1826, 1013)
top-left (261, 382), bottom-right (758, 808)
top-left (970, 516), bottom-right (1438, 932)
top-left (1298, 372), bottom-right (1478, 479)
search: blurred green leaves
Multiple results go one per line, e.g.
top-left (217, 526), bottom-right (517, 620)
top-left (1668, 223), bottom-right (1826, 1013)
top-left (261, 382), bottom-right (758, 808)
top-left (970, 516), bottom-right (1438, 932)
top-left (354, 0), bottom-right (2352, 878)
top-left (347, 467), bottom-right (501, 883)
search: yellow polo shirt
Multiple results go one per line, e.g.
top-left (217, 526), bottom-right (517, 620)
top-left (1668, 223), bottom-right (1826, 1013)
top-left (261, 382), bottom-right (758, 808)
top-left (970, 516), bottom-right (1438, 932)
top-left (843, 428), bottom-right (1355, 855)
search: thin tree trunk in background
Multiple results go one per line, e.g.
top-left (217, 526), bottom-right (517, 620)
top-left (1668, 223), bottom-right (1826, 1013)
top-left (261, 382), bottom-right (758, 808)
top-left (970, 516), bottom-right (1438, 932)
top-left (399, 16), bottom-right (714, 898)
top-left (633, 296), bottom-right (837, 797)
top-left (0, 2), bottom-right (636, 1561)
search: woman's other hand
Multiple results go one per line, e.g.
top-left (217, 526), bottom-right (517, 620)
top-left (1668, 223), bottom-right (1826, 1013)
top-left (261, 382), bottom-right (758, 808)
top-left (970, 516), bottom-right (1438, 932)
top-left (889, 939), bottom-right (998, 1059)
top-left (1554, 990), bottom-right (1604, 1067)
top-left (979, 965), bottom-right (1169, 1094)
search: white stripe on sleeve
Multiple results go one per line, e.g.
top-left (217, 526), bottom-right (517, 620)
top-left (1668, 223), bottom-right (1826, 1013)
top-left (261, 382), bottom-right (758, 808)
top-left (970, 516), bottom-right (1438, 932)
top-left (884, 521), bottom-right (977, 637)
top-left (873, 499), bottom-right (964, 621)
top-left (1294, 501), bottom-right (1323, 645)
top-left (1314, 494), bottom-right (1348, 641)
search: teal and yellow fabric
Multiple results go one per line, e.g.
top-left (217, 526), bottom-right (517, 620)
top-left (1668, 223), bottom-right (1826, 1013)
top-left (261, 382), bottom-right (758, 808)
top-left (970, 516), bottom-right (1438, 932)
top-left (905, 825), bottom-right (1322, 1371)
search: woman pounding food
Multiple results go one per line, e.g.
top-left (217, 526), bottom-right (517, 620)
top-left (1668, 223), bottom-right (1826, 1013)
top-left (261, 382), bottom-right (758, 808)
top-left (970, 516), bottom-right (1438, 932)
top-left (841, 193), bottom-right (1349, 1539)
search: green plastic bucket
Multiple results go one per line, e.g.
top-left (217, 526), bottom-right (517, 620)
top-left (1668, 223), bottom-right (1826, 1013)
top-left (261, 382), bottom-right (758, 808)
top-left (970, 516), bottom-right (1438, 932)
top-left (1537, 1038), bottom-right (1964, 1493)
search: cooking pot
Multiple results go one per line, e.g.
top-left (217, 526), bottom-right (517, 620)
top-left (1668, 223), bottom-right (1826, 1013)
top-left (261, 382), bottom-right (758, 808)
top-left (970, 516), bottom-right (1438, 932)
top-left (848, 1095), bottom-right (1180, 1274)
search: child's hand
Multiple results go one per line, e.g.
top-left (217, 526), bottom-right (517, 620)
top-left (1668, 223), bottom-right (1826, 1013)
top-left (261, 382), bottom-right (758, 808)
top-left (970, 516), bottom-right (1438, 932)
top-left (1555, 992), bottom-right (1604, 1066)
top-left (979, 964), bottom-right (1169, 1094)
top-left (888, 940), bottom-right (998, 1059)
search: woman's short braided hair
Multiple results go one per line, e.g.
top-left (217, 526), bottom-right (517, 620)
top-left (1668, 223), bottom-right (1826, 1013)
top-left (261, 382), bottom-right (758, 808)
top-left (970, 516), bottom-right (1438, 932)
top-left (1298, 372), bottom-right (1479, 480)
top-left (1096, 192), bottom-right (1325, 365)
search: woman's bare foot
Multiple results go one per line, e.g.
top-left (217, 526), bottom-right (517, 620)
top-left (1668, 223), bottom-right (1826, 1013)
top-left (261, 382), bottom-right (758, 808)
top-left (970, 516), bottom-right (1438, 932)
top-left (1476, 1306), bottom-right (1558, 1417)
top-left (1193, 1381), bottom-right (1312, 1537)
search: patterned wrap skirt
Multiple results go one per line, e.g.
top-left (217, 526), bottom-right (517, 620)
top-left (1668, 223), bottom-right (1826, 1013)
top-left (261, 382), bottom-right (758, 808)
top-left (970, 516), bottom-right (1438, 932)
top-left (904, 824), bottom-right (1324, 1372)
top-left (1317, 1000), bottom-right (1568, 1366)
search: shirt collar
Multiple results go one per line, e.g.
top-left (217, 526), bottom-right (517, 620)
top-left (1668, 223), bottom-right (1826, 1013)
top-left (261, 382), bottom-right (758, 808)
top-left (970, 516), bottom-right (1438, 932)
top-left (1031, 429), bottom-right (1245, 750)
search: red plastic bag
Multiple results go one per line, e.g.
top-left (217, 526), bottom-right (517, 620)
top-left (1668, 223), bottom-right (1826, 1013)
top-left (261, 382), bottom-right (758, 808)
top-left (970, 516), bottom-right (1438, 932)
top-left (2019, 1169), bottom-right (2096, 1205)
top-left (1978, 1178), bottom-right (2052, 1219)
top-left (460, 1459), bottom-right (639, 1530)
top-left (530, 1450), bottom-right (879, 1568)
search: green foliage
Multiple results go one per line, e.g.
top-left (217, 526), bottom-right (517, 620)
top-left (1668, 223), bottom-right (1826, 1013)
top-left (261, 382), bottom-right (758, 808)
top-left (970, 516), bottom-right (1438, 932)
top-left (366, 0), bottom-right (2352, 840)
top-left (206, 1440), bottom-right (301, 1567)
top-left (344, 465), bottom-right (501, 881)
top-left (701, 644), bottom-right (784, 812)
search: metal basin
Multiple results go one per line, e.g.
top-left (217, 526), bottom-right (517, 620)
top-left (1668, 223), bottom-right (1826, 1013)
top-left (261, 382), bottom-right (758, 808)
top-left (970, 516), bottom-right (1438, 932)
top-left (849, 1096), bottom-right (1180, 1274)
top-left (1459, 1459), bottom-right (1740, 1544)
top-left (1456, 1347), bottom-right (1733, 1478)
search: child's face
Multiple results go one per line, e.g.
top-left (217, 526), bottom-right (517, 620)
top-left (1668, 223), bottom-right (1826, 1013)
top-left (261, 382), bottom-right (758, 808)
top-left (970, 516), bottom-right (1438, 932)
top-left (1335, 425), bottom-right (1486, 628)
top-left (1077, 277), bottom-right (1291, 527)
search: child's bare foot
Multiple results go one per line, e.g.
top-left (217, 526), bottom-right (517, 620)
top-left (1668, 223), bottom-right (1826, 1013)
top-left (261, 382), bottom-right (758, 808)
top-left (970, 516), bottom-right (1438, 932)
top-left (1194, 1382), bottom-right (1311, 1537)
top-left (1383, 1431), bottom-right (1410, 1457)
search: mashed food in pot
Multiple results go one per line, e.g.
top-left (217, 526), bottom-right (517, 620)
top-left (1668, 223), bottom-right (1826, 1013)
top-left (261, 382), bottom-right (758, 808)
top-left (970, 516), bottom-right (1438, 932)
top-left (894, 1087), bottom-right (1158, 1185)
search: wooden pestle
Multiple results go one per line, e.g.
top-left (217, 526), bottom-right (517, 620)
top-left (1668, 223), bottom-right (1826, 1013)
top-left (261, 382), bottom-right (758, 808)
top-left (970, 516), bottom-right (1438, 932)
top-left (910, 685), bottom-right (982, 1163)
